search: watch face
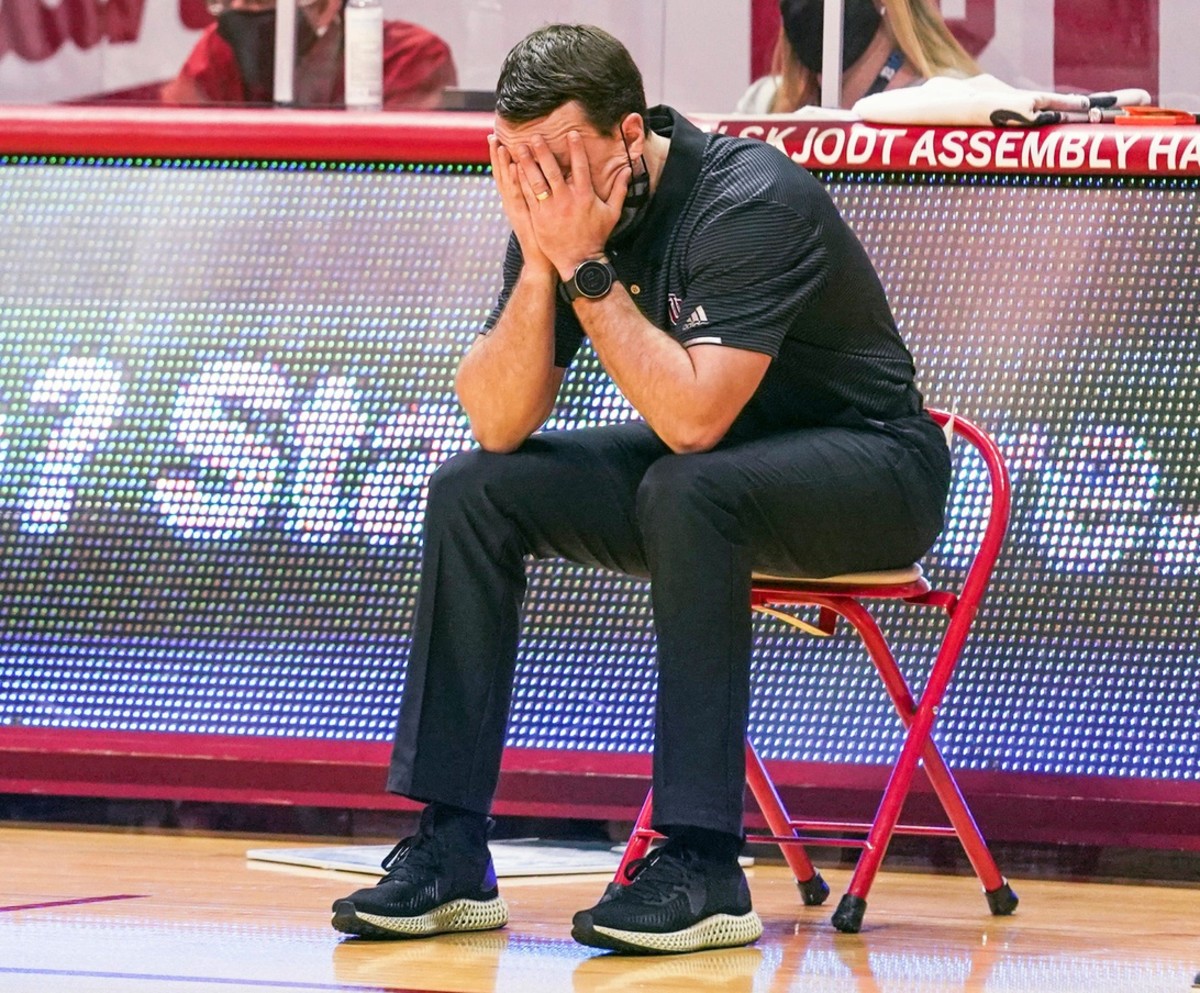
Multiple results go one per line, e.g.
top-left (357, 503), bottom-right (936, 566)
top-left (575, 259), bottom-right (613, 298)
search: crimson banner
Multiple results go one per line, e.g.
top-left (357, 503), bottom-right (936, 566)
top-left (715, 119), bottom-right (1200, 176)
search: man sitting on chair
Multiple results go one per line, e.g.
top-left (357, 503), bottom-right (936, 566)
top-left (331, 22), bottom-right (951, 955)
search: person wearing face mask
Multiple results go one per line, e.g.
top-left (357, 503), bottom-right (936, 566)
top-left (161, 0), bottom-right (456, 109)
top-left (330, 23), bottom-right (950, 955)
top-left (737, 0), bottom-right (979, 113)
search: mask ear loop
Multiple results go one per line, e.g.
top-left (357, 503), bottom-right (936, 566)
top-left (621, 136), bottom-right (651, 207)
top-left (609, 131), bottom-right (651, 240)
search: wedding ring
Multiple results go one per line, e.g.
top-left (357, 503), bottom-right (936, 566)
top-left (535, 190), bottom-right (551, 201)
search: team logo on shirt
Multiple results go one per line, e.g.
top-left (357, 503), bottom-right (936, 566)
top-left (670, 294), bottom-right (713, 335)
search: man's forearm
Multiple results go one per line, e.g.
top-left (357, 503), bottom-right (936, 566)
top-left (574, 289), bottom-right (724, 454)
top-left (456, 267), bottom-right (563, 452)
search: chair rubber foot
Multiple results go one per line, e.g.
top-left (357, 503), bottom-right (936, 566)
top-left (797, 871), bottom-right (830, 906)
top-left (985, 879), bottom-right (1019, 916)
top-left (832, 893), bottom-right (867, 933)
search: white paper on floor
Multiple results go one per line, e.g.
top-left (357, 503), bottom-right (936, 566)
top-left (247, 839), bottom-right (627, 877)
top-left (247, 839), bottom-right (753, 878)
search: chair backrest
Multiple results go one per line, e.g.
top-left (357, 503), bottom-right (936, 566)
top-left (925, 409), bottom-right (1011, 616)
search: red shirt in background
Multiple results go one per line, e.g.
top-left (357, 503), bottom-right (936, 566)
top-left (162, 19), bottom-right (457, 109)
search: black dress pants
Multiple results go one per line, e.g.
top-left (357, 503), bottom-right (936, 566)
top-left (387, 415), bottom-right (951, 838)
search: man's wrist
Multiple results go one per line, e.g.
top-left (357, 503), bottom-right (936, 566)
top-left (560, 256), bottom-right (617, 303)
top-left (518, 261), bottom-right (559, 290)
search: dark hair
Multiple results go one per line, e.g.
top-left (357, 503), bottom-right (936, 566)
top-left (780, 0), bottom-right (881, 73)
top-left (494, 24), bottom-right (647, 133)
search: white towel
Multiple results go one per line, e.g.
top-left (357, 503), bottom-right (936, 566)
top-left (853, 74), bottom-right (1150, 127)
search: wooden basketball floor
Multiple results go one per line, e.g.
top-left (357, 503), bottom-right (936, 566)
top-left (1, 824), bottom-right (1197, 993)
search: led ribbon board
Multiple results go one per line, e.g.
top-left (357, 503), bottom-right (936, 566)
top-left (0, 146), bottom-right (1197, 785)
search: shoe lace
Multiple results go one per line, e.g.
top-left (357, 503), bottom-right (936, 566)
top-left (620, 841), bottom-right (695, 904)
top-left (379, 828), bottom-right (442, 882)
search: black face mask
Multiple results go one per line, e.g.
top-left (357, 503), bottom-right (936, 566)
top-left (216, 8), bottom-right (322, 102)
top-left (780, 0), bottom-right (882, 74)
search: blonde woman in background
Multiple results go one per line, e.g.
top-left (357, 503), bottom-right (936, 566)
top-left (738, 0), bottom-right (979, 113)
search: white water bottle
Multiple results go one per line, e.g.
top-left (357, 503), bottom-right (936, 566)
top-left (344, 0), bottom-right (384, 111)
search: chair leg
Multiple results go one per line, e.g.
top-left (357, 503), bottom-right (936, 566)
top-left (614, 790), bottom-right (657, 884)
top-left (918, 744), bottom-right (1011, 895)
top-left (845, 601), bottom-right (1008, 889)
top-left (831, 600), bottom-right (1015, 932)
top-left (745, 741), bottom-right (830, 906)
top-left (832, 696), bottom-right (938, 932)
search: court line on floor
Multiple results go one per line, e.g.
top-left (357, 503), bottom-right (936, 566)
top-left (0, 968), bottom-right (427, 993)
top-left (0, 894), bottom-right (148, 912)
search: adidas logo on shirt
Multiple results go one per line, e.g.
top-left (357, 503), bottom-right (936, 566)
top-left (680, 305), bottom-right (710, 331)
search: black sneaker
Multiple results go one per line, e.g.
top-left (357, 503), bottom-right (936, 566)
top-left (331, 807), bottom-right (508, 939)
top-left (571, 840), bottom-right (762, 954)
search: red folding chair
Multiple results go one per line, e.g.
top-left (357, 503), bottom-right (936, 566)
top-left (615, 409), bottom-right (1018, 933)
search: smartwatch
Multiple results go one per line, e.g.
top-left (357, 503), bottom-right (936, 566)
top-left (561, 256), bottom-right (617, 302)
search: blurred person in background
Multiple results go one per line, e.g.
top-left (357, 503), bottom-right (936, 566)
top-left (162, 0), bottom-right (456, 109)
top-left (738, 0), bottom-right (979, 113)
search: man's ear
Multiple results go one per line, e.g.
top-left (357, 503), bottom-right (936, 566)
top-left (620, 113), bottom-right (646, 158)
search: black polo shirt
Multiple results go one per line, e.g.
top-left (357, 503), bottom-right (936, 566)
top-left (484, 105), bottom-right (924, 437)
